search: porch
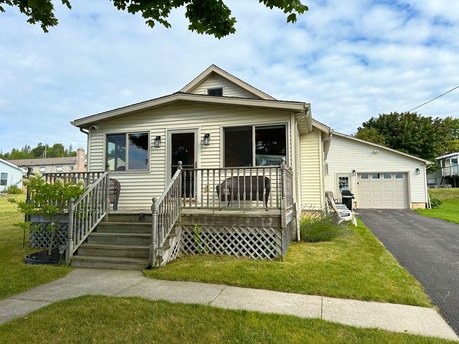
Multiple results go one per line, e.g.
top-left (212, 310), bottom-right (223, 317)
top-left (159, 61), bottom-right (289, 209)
top-left (440, 166), bottom-right (459, 187)
top-left (32, 162), bottom-right (297, 269)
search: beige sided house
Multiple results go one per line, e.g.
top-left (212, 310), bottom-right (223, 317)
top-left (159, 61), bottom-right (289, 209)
top-left (9, 148), bottom-right (86, 174)
top-left (67, 65), bottom-right (331, 269)
top-left (325, 132), bottom-right (430, 209)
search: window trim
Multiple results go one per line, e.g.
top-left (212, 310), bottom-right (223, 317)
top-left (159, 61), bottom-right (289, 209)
top-left (0, 172), bottom-right (7, 186)
top-left (222, 122), bottom-right (289, 167)
top-left (105, 132), bottom-right (150, 172)
top-left (207, 87), bottom-right (223, 96)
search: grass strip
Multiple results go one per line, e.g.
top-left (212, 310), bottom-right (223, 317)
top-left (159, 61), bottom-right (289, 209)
top-left (416, 188), bottom-right (459, 224)
top-left (0, 296), bottom-right (452, 344)
top-left (145, 219), bottom-right (431, 307)
top-left (0, 194), bottom-right (71, 300)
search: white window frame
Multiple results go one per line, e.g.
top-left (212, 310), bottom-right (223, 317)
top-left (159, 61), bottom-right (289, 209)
top-left (106, 132), bottom-right (150, 172)
top-left (0, 172), bottom-right (7, 186)
top-left (222, 123), bottom-right (289, 167)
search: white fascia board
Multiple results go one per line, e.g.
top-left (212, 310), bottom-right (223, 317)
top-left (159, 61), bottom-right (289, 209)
top-left (180, 65), bottom-right (276, 100)
top-left (71, 93), bottom-right (307, 128)
top-left (436, 152), bottom-right (459, 160)
top-left (0, 159), bottom-right (23, 172)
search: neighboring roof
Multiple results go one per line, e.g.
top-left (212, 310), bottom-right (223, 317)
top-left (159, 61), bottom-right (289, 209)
top-left (436, 152), bottom-right (459, 160)
top-left (72, 92), bottom-right (311, 130)
top-left (8, 157), bottom-right (77, 167)
top-left (0, 158), bottom-right (26, 172)
top-left (333, 132), bottom-right (432, 164)
top-left (180, 64), bottom-right (276, 100)
top-left (312, 119), bottom-right (331, 134)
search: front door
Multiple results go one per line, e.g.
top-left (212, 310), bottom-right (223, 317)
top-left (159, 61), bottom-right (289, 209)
top-left (169, 130), bottom-right (197, 198)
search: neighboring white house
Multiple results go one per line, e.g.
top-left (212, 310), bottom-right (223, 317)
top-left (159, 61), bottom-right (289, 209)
top-left (325, 132), bottom-right (430, 209)
top-left (71, 65), bottom-right (331, 213)
top-left (0, 159), bottom-right (25, 192)
top-left (430, 152), bottom-right (459, 187)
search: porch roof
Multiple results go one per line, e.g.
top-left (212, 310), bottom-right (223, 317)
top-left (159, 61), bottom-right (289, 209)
top-left (72, 92), bottom-right (312, 133)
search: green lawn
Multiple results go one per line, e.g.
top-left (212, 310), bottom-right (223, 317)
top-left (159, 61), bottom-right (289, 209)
top-left (0, 194), bottom-right (71, 300)
top-left (0, 296), bottom-right (452, 344)
top-left (145, 220), bottom-right (431, 307)
top-left (416, 188), bottom-right (459, 224)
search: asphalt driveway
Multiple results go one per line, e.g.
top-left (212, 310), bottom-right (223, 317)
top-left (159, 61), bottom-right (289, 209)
top-left (358, 209), bottom-right (459, 335)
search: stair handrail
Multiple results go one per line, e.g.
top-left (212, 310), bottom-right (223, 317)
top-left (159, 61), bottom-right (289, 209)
top-left (65, 171), bottom-right (110, 264)
top-left (150, 162), bottom-right (182, 267)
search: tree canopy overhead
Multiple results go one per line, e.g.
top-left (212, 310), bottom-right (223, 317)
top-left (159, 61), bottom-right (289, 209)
top-left (355, 112), bottom-right (459, 162)
top-left (0, 0), bottom-right (308, 38)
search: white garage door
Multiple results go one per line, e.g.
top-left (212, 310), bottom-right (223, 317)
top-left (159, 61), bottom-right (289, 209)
top-left (357, 172), bottom-right (409, 209)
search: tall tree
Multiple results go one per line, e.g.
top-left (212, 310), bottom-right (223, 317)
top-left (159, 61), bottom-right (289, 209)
top-left (0, 0), bottom-right (308, 38)
top-left (355, 112), bottom-right (457, 161)
top-left (48, 143), bottom-right (66, 158)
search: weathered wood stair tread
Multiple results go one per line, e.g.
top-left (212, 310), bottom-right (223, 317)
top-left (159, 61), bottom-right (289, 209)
top-left (90, 232), bottom-right (151, 237)
top-left (79, 243), bottom-right (149, 250)
top-left (73, 255), bottom-right (149, 263)
top-left (71, 255), bottom-right (150, 270)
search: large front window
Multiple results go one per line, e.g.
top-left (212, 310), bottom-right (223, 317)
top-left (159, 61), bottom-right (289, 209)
top-left (224, 124), bottom-right (287, 167)
top-left (106, 133), bottom-right (149, 171)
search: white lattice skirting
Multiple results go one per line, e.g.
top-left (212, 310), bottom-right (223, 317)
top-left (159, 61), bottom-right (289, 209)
top-left (180, 225), bottom-right (292, 260)
top-left (29, 224), bottom-right (67, 249)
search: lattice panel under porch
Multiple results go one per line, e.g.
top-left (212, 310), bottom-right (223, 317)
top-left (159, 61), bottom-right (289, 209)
top-left (180, 225), bottom-right (282, 260)
top-left (29, 224), bottom-right (68, 249)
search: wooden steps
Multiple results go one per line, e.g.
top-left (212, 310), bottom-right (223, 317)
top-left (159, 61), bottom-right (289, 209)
top-left (71, 214), bottom-right (152, 270)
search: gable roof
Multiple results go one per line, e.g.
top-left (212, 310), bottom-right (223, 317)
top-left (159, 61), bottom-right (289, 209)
top-left (8, 157), bottom-right (77, 167)
top-left (0, 159), bottom-right (26, 173)
top-left (333, 132), bottom-right (432, 164)
top-left (436, 152), bottom-right (459, 160)
top-left (72, 92), bottom-right (311, 130)
top-left (180, 65), bottom-right (276, 100)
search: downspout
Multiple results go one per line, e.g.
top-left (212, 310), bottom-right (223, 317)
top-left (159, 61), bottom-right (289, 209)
top-left (321, 129), bottom-right (334, 213)
top-left (79, 128), bottom-right (90, 171)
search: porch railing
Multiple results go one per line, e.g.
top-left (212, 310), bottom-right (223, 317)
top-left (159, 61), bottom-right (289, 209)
top-left (441, 165), bottom-right (459, 177)
top-left (43, 171), bottom-right (104, 188)
top-left (180, 160), bottom-right (292, 210)
top-left (65, 172), bottom-right (110, 264)
top-left (150, 163), bottom-right (182, 267)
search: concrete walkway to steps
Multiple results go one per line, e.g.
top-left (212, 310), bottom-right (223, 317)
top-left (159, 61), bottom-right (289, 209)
top-left (0, 268), bottom-right (457, 341)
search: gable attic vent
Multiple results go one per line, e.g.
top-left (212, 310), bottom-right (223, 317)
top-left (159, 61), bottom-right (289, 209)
top-left (207, 87), bottom-right (223, 96)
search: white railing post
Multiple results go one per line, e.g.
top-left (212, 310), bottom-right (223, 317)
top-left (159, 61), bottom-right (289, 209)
top-left (105, 164), bottom-right (110, 221)
top-left (177, 161), bottom-right (183, 222)
top-left (150, 197), bottom-right (159, 267)
top-left (65, 198), bottom-right (75, 265)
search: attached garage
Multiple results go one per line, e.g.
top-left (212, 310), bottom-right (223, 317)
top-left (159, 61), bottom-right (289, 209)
top-left (357, 172), bottom-right (408, 209)
top-left (325, 132), bottom-right (430, 210)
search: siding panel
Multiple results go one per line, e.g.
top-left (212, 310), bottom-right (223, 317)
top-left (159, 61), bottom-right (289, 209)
top-left (88, 103), bottom-right (295, 210)
top-left (191, 74), bottom-right (259, 99)
top-left (299, 129), bottom-right (323, 210)
top-left (324, 135), bottom-right (427, 208)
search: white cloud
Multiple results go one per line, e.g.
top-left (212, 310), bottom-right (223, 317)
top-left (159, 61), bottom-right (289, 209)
top-left (0, 0), bottom-right (458, 153)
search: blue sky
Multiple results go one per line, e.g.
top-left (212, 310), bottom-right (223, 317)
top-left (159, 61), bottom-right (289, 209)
top-left (1, 0), bottom-right (458, 153)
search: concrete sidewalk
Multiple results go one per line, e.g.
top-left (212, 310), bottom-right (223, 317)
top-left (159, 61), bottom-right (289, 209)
top-left (0, 269), bottom-right (457, 341)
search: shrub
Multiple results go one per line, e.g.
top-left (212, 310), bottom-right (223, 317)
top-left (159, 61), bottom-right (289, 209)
top-left (300, 214), bottom-right (343, 242)
top-left (429, 192), bottom-right (443, 208)
top-left (9, 172), bottom-right (85, 255)
top-left (7, 185), bottom-right (22, 194)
